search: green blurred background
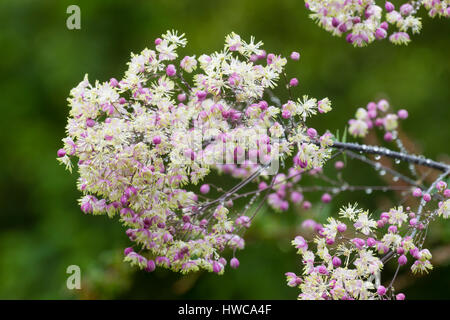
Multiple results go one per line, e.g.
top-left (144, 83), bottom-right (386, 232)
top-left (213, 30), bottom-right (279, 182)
top-left (0, 0), bottom-right (449, 299)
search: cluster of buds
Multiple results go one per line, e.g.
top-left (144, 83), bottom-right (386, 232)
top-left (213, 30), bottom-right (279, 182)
top-left (305, 1), bottom-right (449, 47)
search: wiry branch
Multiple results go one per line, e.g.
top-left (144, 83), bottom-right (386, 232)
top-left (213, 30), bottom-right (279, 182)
top-left (327, 141), bottom-right (450, 172)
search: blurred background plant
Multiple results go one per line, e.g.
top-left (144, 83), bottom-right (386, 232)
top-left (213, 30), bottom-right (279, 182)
top-left (0, 0), bottom-right (448, 299)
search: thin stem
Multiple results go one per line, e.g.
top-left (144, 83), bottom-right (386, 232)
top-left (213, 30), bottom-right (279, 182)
top-left (410, 169), bottom-right (450, 238)
top-left (344, 150), bottom-right (423, 188)
top-left (327, 141), bottom-right (449, 172)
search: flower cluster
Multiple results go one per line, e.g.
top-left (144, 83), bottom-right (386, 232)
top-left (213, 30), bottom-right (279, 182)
top-left (305, 1), bottom-right (449, 47)
top-left (286, 190), bottom-right (449, 300)
top-left (57, 31), bottom-right (333, 274)
top-left (348, 99), bottom-right (407, 141)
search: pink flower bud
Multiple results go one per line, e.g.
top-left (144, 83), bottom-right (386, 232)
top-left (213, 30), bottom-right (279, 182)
top-left (120, 195), bottom-right (129, 206)
top-left (384, 132), bottom-right (393, 142)
top-left (375, 118), bottom-right (384, 127)
top-left (109, 78), bottom-right (119, 87)
top-left (352, 238), bottom-right (365, 249)
top-left (259, 100), bottom-right (268, 110)
top-left (307, 128), bottom-right (317, 139)
top-left (400, 3), bottom-right (413, 16)
top-left (282, 109), bottom-right (291, 119)
top-left (338, 23), bottom-right (348, 33)
top-left (163, 233), bottom-right (173, 243)
top-left (290, 191), bottom-right (303, 204)
top-left (385, 2), bottom-right (395, 12)
top-left (317, 265), bottom-right (328, 275)
top-left (331, 17), bottom-right (340, 27)
top-left (230, 257), bottom-right (240, 269)
top-left (397, 109), bottom-right (408, 119)
top-left (375, 28), bottom-right (387, 40)
top-left (218, 258), bottom-right (227, 267)
top-left (196, 90), bottom-right (207, 101)
top-left (184, 148), bottom-right (195, 161)
top-left (145, 260), bottom-right (156, 272)
top-left (302, 201), bottom-right (312, 210)
top-left (377, 243), bottom-right (389, 254)
top-left (436, 181), bottom-right (447, 192)
top-left (366, 237), bottom-right (376, 247)
top-left (86, 118), bottom-right (95, 127)
top-left (124, 247), bottom-right (133, 256)
top-left (212, 261), bottom-right (223, 273)
top-left (302, 219), bottom-right (317, 231)
top-left (388, 225), bottom-right (398, 233)
top-left (335, 161), bottom-right (344, 170)
top-left (258, 182), bottom-right (268, 190)
top-left (368, 109), bottom-right (377, 118)
top-left (423, 193), bottom-right (431, 202)
top-left (396, 293), bottom-right (406, 300)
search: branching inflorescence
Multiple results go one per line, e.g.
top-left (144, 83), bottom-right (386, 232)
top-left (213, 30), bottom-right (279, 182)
top-left (57, 30), bottom-right (449, 299)
top-left (305, 0), bottom-right (449, 46)
top-left (57, 31), bottom-right (333, 275)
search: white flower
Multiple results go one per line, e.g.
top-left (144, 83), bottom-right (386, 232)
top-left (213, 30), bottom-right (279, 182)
top-left (349, 119), bottom-right (368, 138)
top-left (354, 250), bottom-right (383, 276)
top-left (156, 40), bottom-right (178, 61)
top-left (437, 200), bottom-right (450, 219)
top-left (296, 95), bottom-right (317, 119)
top-left (162, 30), bottom-right (187, 47)
top-left (353, 211), bottom-right (377, 235)
top-left (180, 55), bottom-right (197, 73)
top-left (318, 98), bottom-right (332, 113)
top-left (382, 233), bottom-right (402, 249)
top-left (384, 114), bottom-right (398, 131)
